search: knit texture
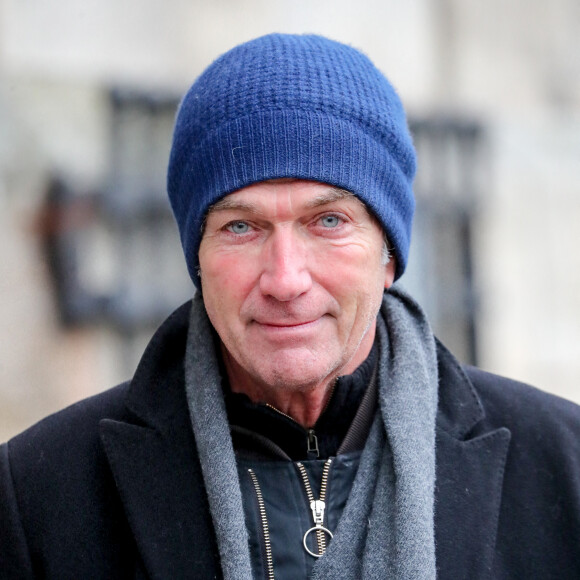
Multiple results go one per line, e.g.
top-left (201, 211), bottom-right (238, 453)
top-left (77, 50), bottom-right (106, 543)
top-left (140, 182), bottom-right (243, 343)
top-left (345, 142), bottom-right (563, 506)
top-left (312, 287), bottom-right (438, 579)
top-left (184, 304), bottom-right (254, 579)
top-left (184, 286), bottom-right (438, 579)
top-left (167, 33), bottom-right (417, 288)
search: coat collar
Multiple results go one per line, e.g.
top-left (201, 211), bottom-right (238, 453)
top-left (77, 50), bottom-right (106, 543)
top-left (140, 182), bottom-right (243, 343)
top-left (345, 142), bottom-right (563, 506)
top-left (121, 300), bottom-right (193, 433)
top-left (100, 299), bottom-right (510, 579)
top-left (435, 337), bottom-right (485, 438)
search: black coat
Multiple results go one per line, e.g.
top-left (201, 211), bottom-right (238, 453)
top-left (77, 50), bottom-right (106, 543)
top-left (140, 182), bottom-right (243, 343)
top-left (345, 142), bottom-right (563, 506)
top-left (2, 302), bottom-right (580, 579)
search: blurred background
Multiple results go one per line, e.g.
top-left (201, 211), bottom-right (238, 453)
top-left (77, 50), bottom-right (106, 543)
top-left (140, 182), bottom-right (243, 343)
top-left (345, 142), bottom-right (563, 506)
top-left (1, 0), bottom-right (579, 442)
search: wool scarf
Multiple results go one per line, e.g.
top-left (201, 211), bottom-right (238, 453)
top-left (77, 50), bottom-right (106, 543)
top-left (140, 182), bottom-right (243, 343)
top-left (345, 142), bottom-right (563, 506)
top-left (185, 286), bottom-right (438, 579)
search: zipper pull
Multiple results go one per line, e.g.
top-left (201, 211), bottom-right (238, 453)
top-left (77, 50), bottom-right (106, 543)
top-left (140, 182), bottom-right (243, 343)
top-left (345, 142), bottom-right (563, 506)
top-left (297, 459), bottom-right (334, 558)
top-left (307, 429), bottom-right (319, 458)
top-left (310, 500), bottom-right (326, 527)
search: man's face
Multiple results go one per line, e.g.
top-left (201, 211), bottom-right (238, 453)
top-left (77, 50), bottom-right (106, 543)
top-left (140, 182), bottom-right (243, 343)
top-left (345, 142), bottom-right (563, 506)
top-left (198, 179), bottom-right (395, 396)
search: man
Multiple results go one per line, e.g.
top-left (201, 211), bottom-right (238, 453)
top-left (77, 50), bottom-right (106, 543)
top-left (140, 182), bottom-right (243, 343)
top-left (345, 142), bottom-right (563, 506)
top-left (1, 34), bottom-right (580, 580)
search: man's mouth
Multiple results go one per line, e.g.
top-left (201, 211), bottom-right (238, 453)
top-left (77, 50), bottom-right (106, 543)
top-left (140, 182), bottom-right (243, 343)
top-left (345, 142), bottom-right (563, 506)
top-left (255, 319), bottom-right (318, 328)
top-left (252, 316), bottom-right (325, 333)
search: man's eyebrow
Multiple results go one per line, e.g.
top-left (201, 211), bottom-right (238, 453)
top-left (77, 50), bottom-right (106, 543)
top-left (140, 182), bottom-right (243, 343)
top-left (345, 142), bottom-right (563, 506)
top-left (303, 187), bottom-right (356, 208)
top-left (207, 198), bottom-right (261, 214)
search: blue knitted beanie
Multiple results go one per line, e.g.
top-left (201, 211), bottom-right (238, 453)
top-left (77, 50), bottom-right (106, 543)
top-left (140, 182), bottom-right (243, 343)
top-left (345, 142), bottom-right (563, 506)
top-left (167, 33), bottom-right (416, 287)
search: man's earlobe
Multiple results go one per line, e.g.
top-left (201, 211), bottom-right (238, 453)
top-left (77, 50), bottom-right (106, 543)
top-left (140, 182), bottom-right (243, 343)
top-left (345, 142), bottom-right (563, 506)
top-left (384, 258), bottom-right (396, 289)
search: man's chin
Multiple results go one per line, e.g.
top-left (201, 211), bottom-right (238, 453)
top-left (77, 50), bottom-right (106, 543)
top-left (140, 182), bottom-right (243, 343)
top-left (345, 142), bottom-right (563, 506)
top-left (250, 352), bottom-right (339, 393)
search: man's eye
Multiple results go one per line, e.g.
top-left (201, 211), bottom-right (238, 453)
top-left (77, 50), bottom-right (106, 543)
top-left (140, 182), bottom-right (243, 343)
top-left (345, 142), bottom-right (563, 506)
top-left (226, 221), bottom-right (250, 234)
top-left (320, 215), bottom-right (340, 228)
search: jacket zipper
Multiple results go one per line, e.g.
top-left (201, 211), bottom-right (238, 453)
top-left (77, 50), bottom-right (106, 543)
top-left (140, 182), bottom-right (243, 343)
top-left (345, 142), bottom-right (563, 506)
top-left (265, 380), bottom-right (336, 459)
top-left (296, 458), bottom-right (333, 557)
top-left (248, 395), bottom-right (336, 571)
top-left (248, 468), bottom-right (275, 580)
top-left (247, 458), bottom-right (334, 577)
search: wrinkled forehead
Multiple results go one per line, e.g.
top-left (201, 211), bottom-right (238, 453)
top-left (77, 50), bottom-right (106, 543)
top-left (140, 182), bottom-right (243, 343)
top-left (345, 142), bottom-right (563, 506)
top-left (206, 179), bottom-right (374, 220)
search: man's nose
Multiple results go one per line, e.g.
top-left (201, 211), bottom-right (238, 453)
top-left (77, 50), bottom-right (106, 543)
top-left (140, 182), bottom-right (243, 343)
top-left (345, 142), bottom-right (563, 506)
top-left (259, 229), bottom-right (312, 301)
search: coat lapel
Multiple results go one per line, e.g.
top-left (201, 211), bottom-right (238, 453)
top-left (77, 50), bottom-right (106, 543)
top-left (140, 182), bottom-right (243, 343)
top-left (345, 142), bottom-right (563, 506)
top-left (434, 342), bottom-right (511, 580)
top-left (435, 426), bottom-right (510, 579)
top-left (100, 419), bottom-right (220, 580)
top-left (99, 302), bottom-right (221, 580)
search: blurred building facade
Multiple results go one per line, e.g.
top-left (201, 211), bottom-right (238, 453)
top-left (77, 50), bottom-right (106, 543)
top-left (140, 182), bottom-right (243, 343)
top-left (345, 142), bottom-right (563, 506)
top-left (1, 0), bottom-right (580, 441)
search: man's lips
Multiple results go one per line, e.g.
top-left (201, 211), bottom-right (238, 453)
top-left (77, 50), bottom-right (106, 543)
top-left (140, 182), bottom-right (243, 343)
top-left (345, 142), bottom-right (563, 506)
top-left (253, 319), bottom-right (319, 328)
top-left (248, 315), bottom-right (331, 342)
top-left (250, 314), bottom-right (329, 331)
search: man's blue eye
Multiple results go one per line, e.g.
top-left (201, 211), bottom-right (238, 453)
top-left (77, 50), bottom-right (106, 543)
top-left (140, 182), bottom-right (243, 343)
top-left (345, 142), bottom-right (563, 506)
top-left (321, 215), bottom-right (340, 228)
top-left (228, 221), bottom-right (250, 234)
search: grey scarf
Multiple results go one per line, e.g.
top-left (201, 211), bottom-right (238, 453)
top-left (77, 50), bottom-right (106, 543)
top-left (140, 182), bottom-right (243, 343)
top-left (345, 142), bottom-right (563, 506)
top-left (185, 286), bottom-right (438, 579)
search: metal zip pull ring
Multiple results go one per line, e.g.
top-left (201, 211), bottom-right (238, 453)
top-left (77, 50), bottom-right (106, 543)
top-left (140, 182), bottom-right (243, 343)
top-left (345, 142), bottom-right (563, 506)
top-left (296, 459), bottom-right (333, 558)
top-left (303, 500), bottom-right (334, 558)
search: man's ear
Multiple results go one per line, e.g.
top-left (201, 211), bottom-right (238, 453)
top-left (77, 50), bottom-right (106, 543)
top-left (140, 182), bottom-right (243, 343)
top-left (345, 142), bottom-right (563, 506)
top-left (384, 258), bottom-right (396, 290)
